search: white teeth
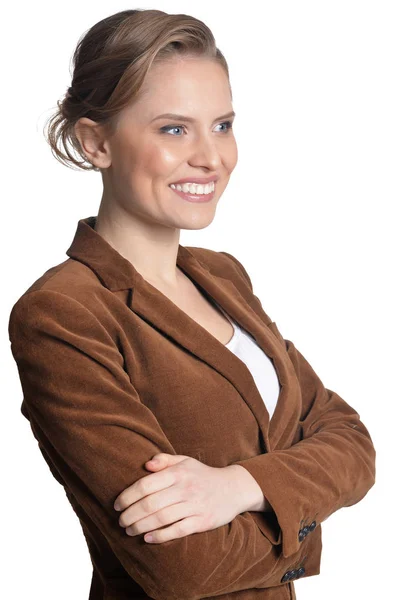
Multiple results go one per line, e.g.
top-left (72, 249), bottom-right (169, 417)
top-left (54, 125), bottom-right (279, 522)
top-left (169, 181), bottom-right (215, 194)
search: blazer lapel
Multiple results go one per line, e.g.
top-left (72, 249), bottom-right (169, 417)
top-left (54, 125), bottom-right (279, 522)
top-left (67, 216), bottom-right (299, 453)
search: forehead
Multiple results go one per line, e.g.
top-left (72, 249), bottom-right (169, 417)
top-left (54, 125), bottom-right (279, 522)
top-left (123, 58), bottom-right (231, 122)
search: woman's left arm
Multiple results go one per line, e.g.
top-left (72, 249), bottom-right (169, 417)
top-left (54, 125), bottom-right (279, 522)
top-left (232, 326), bottom-right (376, 559)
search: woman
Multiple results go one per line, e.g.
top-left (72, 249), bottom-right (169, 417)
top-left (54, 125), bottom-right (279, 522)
top-left (8, 8), bottom-right (376, 600)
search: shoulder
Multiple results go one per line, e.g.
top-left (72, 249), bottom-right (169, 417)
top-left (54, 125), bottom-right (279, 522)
top-left (8, 258), bottom-right (109, 339)
top-left (14, 256), bottom-right (100, 300)
top-left (188, 247), bottom-right (278, 331)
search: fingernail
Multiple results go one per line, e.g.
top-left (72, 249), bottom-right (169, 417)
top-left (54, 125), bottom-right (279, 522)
top-left (145, 534), bottom-right (154, 543)
top-left (114, 502), bottom-right (121, 511)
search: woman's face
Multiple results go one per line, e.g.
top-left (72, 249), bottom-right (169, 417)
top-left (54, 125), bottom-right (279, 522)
top-left (97, 57), bottom-right (238, 231)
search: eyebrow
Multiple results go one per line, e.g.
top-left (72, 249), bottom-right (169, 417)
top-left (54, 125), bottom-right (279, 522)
top-left (150, 110), bottom-right (236, 124)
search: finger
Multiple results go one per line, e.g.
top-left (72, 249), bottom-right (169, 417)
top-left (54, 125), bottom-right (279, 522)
top-left (126, 500), bottom-right (192, 536)
top-left (146, 455), bottom-right (164, 467)
top-left (142, 515), bottom-right (202, 544)
top-left (146, 453), bottom-right (179, 467)
top-left (115, 454), bottom-right (191, 511)
top-left (115, 467), bottom-right (175, 512)
top-left (145, 458), bottom-right (166, 470)
top-left (114, 457), bottom-right (168, 509)
top-left (119, 482), bottom-right (184, 529)
top-left (146, 454), bottom-right (190, 469)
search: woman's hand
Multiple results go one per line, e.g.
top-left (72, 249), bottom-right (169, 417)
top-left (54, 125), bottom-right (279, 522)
top-left (113, 453), bottom-right (243, 544)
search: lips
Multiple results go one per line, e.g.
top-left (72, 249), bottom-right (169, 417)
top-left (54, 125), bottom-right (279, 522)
top-left (169, 183), bottom-right (215, 203)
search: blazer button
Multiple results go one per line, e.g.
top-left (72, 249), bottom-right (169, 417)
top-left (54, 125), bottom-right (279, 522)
top-left (302, 526), bottom-right (310, 536)
top-left (297, 567), bottom-right (306, 578)
top-left (298, 529), bottom-right (306, 542)
top-left (308, 520), bottom-right (317, 531)
top-left (281, 569), bottom-right (298, 583)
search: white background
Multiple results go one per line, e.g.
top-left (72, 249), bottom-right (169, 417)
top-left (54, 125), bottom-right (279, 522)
top-left (2, 1), bottom-right (397, 598)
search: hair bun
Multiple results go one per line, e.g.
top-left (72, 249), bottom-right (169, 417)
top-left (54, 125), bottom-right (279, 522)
top-left (44, 8), bottom-right (227, 171)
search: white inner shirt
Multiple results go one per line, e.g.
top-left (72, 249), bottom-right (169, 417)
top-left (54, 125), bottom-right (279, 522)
top-left (215, 301), bottom-right (281, 421)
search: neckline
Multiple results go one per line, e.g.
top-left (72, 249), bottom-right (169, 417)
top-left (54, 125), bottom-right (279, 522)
top-left (66, 215), bottom-right (292, 451)
top-left (225, 320), bottom-right (240, 347)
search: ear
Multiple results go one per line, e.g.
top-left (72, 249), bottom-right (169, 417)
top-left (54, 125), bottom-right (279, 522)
top-left (74, 117), bottom-right (112, 169)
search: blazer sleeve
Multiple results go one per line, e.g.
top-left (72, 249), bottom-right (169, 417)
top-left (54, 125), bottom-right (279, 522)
top-left (221, 252), bottom-right (377, 559)
top-left (9, 289), bottom-right (313, 600)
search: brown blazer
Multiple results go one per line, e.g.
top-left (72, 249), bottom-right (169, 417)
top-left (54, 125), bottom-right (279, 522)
top-left (8, 216), bottom-right (376, 600)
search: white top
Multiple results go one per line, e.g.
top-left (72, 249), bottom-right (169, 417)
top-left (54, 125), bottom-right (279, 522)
top-left (215, 302), bottom-right (280, 420)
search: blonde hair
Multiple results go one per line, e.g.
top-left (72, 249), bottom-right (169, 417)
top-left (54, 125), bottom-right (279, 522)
top-left (44, 8), bottom-right (231, 171)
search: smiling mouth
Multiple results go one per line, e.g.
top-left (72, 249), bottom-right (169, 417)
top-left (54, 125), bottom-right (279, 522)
top-left (168, 182), bottom-right (216, 203)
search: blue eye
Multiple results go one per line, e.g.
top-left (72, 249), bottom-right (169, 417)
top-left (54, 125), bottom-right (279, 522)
top-left (216, 121), bottom-right (233, 133)
top-left (160, 125), bottom-right (185, 136)
top-left (159, 121), bottom-right (233, 136)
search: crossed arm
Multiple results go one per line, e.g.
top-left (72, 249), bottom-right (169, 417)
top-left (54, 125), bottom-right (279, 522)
top-left (9, 280), bottom-right (375, 598)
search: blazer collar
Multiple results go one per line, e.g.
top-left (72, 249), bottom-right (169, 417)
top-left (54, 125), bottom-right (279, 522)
top-left (66, 215), bottom-right (209, 291)
top-left (66, 216), bottom-right (300, 455)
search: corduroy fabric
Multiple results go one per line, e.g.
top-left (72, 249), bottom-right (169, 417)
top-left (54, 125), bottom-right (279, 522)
top-left (8, 216), bottom-right (376, 599)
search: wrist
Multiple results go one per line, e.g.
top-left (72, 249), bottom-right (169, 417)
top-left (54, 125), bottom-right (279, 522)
top-left (226, 464), bottom-right (272, 513)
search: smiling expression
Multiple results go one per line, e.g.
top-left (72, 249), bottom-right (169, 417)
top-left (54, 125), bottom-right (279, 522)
top-left (99, 56), bottom-right (238, 231)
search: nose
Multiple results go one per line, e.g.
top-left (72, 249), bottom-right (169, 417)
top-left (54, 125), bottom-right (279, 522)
top-left (188, 132), bottom-right (222, 171)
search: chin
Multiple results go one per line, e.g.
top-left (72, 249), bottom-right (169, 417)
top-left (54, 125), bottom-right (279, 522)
top-left (179, 212), bottom-right (217, 231)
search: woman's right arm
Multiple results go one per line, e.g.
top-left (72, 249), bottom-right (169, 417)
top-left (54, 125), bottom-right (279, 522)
top-left (9, 289), bottom-right (317, 600)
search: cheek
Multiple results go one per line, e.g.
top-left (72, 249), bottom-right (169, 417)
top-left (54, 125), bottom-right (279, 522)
top-left (135, 144), bottom-right (182, 179)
